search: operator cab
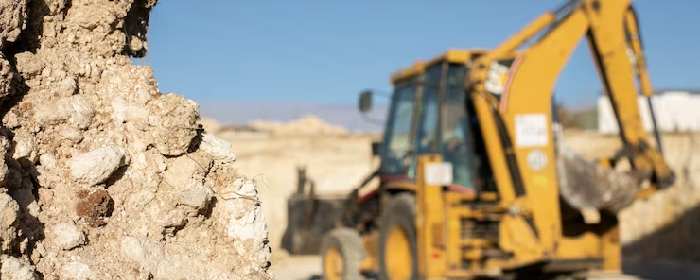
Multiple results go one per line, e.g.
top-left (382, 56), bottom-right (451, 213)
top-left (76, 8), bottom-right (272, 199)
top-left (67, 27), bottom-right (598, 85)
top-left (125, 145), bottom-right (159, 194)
top-left (360, 50), bottom-right (496, 195)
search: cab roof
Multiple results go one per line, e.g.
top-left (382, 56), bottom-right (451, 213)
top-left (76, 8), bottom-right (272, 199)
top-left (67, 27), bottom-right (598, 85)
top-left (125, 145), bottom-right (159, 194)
top-left (389, 49), bottom-right (487, 85)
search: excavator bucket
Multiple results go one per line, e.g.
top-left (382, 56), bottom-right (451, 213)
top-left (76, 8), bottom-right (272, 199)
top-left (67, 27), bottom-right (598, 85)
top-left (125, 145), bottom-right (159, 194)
top-left (552, 97), bottom-right (642, 216)
top-left (553, 123), bottom-right (643, 215)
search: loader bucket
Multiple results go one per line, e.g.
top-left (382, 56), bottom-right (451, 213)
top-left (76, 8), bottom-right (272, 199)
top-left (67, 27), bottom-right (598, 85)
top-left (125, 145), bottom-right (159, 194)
top-left (281, 166), bottom-right (349, 255)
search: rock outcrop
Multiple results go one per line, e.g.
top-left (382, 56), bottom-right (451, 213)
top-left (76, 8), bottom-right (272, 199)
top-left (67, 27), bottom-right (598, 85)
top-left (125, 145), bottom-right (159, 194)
top-left (0, 0), bottom-right (271, 279)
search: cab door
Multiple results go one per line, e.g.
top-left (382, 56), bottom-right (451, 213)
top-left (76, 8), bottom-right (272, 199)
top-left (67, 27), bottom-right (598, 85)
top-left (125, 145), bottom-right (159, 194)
top-left (410, 64), bottom-right (443, 176)
top-left (379, 82), bottom-right (420, 177)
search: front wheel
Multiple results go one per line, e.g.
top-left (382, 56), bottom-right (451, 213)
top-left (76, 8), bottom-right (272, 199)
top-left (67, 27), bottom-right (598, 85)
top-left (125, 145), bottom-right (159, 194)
top-left (377, 192), bottom-right (418, 280)
top-left (321, 228), bottom-right (365, 280)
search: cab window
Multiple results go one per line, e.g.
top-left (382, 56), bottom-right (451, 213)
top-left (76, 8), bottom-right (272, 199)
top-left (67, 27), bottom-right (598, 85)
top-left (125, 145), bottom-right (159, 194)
top-left (380, 83), bottom-right (416, 174)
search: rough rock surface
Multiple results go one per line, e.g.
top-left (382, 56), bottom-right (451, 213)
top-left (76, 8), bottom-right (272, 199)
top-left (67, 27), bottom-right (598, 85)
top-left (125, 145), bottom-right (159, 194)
top-left (0, 0), bottom-right (272, 279)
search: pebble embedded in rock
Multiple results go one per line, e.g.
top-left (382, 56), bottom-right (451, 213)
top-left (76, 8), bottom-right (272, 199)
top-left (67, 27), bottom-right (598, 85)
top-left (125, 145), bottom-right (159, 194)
top-left (200, 132), bottom-right (237, 164)
top-left (177, 188), bottom-right (212, 209)
top-left (0, 193), bottom-right (19, 251)
top-left (60, 261), bottom-right (96, 280)
top-left (50, 222), bottom-right (85, 250)
top-left (0, 255), bottom-right (39, 280)
top-left (69, 146), bottom-right (126, 187)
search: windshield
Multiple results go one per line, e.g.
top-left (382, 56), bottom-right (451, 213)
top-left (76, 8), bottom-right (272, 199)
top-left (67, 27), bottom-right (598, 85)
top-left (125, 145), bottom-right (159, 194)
top-left (380, 83), bottom-right (417, 174)
top-left (378, 62), bottom-right (496, 191)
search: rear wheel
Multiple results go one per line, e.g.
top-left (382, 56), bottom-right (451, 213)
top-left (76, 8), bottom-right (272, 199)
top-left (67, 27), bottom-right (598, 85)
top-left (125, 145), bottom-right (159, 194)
top-left (321, 228), bottom-right (365, 280)
top-left (378, 192), bottom-right (418, 280)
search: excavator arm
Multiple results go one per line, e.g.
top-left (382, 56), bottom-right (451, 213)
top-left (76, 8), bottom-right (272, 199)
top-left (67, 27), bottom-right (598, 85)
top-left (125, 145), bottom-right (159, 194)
top-left (462, 0), bottom-right (675, 260)
top-left (468, 0), bottom-right (674, 202)
top-left (587, 1), bottom-right (674, 188)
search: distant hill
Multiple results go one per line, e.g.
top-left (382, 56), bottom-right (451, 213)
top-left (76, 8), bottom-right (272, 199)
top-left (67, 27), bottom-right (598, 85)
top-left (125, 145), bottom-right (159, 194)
top-left (198, 100), bottom-right (601, 133)
top-left (198, 101), bottom-right (389, 133)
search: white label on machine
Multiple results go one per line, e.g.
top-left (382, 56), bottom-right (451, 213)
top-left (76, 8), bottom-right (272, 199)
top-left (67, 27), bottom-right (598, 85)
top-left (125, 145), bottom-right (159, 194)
top-left (424, 162), bottom-right (453, 186)
top-left (484, 62), bottom-right (509, 95)
top-left (515, 114), bottom-right (548, 148)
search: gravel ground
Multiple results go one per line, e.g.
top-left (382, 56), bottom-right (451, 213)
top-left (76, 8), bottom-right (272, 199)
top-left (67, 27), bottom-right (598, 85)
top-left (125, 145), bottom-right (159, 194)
top-left (270, 256), bottom-right (700, 280)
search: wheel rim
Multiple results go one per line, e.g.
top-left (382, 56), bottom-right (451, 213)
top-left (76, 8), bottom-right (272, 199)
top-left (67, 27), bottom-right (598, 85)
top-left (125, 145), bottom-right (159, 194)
top-left (384, 225), bottom-right (412, 280)
top-left (324, 246), bottom-right (343, 280)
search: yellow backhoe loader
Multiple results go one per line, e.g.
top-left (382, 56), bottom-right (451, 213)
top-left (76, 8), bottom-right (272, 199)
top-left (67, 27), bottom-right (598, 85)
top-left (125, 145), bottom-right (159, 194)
top-left (320, 0), bottom-right (676, 279)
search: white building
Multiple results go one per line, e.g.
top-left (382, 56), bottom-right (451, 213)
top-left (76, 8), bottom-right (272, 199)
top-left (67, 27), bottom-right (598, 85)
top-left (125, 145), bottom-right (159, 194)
top-left (598, 89), bottom-right (700, 134)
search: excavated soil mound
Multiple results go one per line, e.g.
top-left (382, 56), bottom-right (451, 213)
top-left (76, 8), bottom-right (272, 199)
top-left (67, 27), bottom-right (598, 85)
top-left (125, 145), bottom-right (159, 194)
top-left (0, 0), bottom-right (271, 279)
top-left (201, 118), bottom-right (222, 135)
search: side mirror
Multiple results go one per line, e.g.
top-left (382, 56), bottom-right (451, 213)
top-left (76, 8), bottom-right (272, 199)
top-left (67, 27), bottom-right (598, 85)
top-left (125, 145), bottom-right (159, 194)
top-left (371, 141), bottom-right (381, 156)
top-left (359, 90), bottom-right (373, 113)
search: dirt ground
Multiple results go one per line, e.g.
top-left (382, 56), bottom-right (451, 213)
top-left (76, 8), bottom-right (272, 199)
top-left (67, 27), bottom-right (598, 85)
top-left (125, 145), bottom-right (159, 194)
top-left (268, 256), bottom-right (700, 280)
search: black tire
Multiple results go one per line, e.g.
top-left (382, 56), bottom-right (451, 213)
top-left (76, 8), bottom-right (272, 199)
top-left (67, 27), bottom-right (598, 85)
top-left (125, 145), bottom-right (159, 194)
top-left (377, 192), bottom-right (418, 280)
top-left (321, 227), bottom-right (365, 280)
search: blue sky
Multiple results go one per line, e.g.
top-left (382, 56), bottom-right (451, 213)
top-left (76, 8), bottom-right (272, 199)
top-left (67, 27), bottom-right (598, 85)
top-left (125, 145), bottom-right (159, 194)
top-left (135, 0), bottom-right (699, 114)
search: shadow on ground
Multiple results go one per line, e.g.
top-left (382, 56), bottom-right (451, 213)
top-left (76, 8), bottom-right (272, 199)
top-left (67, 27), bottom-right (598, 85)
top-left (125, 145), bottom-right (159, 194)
top-left (622, 204), bottom-right (700, 280)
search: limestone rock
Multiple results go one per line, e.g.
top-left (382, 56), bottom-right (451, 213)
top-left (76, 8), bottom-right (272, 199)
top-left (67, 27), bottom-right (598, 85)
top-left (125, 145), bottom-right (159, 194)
top-left (0, 255), bottom-right (38, 280)
top-left (200, 132), bottom-right (236, 164)
top-left (49, 222), bottom-right (85, 250)
top-left (69, 146), bottom-right (126, 187)
top-left (0, 0), bottom-right (272, 278)
top-left (0, 0), bottom-right (27, 48)
top-left (60, 262), bottom-right (96, 280)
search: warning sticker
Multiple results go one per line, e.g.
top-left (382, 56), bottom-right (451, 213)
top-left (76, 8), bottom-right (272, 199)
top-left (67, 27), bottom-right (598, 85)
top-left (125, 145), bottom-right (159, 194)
top-left (526, 150), bottom-right (548, 171)
top-left (515, 114), bottom-right (548, 148)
